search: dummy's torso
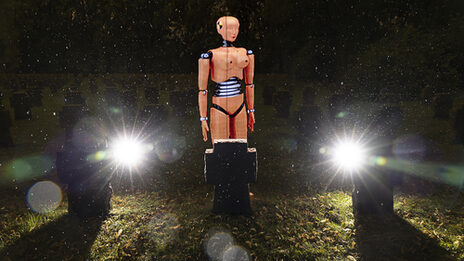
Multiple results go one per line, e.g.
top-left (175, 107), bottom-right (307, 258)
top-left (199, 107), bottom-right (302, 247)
top-left (210, 47), bottom-right (250, 83)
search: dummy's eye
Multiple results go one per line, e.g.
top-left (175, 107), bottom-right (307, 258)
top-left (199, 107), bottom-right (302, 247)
top-left (217, 21), bottom-right (223, 30)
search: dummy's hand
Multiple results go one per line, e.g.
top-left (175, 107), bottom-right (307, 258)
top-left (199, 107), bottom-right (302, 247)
top-left (248, 112), bottom-right (255, 132)
top-left (201, 120), bottom-right (210, 141)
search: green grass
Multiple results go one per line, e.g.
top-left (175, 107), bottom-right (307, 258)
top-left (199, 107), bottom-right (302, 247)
top-left (2, 188), bottom-right (461, 260)
top-left (395, 192), bottom-right (464, 259)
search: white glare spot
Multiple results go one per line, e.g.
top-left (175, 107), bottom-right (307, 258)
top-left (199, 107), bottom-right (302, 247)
top-left (332, 140), bottom-right (366, 171)
top-left (205, 232), bottom-right (234, 261)
top-left (27, 181), bottom-right (62, 214)
top-left (111, 137), bottom-right (146, 167)
top-left (223, 246), bottom-right (250, 261)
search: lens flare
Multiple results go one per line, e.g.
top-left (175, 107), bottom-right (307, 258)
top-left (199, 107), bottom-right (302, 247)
top-left (4, 155), bottom-right (54, 182)
top-left (146, 213), bottom-right (179, 248)
top-left (373, 156), bottom-right (387, 166)
top-left (223, 246), bottom-right (250, 261)
top-left (111, 137), bottom-right (146, 167)
top-left (26, 181), bottom-right (62, 214)
top-left (332, 140), bottom-right (366, 171)
top-left (205, 231), bottom-right (235, 261)
top-left (154, 135), bottom-right (186, 163)
top-left (87, 150), bottom-right (107, 162)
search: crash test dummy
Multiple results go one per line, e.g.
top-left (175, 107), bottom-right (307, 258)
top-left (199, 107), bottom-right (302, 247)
top-left (198, 16), bottom-right (255, 144)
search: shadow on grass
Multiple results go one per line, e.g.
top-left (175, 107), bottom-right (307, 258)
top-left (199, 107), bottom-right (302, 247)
top-left (0, 214), bottom-right (104, 261)
top-left (355, 213), bottom-right (456, 261)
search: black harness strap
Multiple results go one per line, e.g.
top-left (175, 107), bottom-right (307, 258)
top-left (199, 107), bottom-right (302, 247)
top-left (212, 102), bottom-right (245, 118)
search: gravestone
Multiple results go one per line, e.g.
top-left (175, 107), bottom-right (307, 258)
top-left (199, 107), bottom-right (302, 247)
top-left (352, 106), bottom-right (403, 216)
top-left (378, 89), bottom-right (400, 105)
top-left (57, 90), bottom-right (112, 218)
top-left (0, 93), bottom-right (13, 147)
top-left (88, 77), bottom-right (99, 94)
top-left (433, 93), bottom-right (453, 119)
top-left (328, 93), bottom-right (348, 123)
top-left (262, 86), bottom-right (275, 105)
top-left (169, 89), bottom-right (196, 117)
top-left (294, 88), bottom-right (323, 155)
top-left (64, 91), bottom-right (85, 105)
top-left (352, 169), bottom-right (393, 217)
top-left (104, 87), bottom-right (121, 108)
top-left (10, 91), bottom-right (32, 120)
top-left (273, 91), bottom-right (292, 118)
top-left (51, 79), bottom-right (66, 94)
top-left (60, 91), bottom-right (86, 140)
top-left (140, 104), bottom-right (168, 130)
top-left (56, 141), bottom-right (112, 218)
top-left (122, 88), bottom-right (137, 111)
top-left (420, 85), bottom-right (434, 103)
top-left (205, 139), bottom-right (257, 214)
top-left (27, 87), bottom-right (43, 107)
top-left (145, 87), bottom-right (160, 104)
top-left (454, 105), bottom-right (464, 144)
top-left (121, 88), bottom-right (137, 124)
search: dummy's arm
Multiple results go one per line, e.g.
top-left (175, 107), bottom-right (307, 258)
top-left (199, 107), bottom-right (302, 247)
top-left (245, 50), bottom-right (255, 132)
top-left (198, 52), bottom-right (211, 141)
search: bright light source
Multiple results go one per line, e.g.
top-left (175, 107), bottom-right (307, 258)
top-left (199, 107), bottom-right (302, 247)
top-left (111, 137), bottom-right (146, 167)
top-left (332, 140), bottom-right (366, 171)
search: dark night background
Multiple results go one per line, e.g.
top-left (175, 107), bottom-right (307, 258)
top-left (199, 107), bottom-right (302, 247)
top-left (1, 1), bottom-right (463, 87)
top-left (1, 0), bottom-right (464, 260)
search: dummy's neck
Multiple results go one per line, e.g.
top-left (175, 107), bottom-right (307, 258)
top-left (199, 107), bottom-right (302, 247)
top-left (222, 40), bottom-right (234, 47)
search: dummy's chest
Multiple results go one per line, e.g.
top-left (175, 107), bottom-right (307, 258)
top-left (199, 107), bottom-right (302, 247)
top-left (212, 48), bottom-right (249, 69)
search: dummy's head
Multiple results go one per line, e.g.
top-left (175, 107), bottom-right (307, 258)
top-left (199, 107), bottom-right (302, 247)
top-left (216, 16), bottom-right (240, 42)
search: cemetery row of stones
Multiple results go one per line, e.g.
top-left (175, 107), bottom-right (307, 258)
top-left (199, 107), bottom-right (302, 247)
top-left (0, 75), bottom-right (203, 115)
top-left (1, 74), bottom-right (464, 147)
top-left (269, 85), bottom-right (464, 137)
top-left (0, 75), bottom-right (200, 147)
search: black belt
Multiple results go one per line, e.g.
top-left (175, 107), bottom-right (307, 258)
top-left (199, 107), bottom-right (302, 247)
top-left (212, 102), bottom-right (245, 118)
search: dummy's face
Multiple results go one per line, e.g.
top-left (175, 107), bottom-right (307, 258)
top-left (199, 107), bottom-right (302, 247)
top-left (217, 17), bottom-right (240, 42)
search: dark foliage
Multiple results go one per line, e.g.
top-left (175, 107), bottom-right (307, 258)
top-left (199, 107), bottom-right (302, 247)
top-left (1, 0), bottom-right (462, 87)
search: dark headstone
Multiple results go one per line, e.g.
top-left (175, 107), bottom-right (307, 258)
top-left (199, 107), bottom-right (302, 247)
top-left (378, 90), bottom-right (400, 104)
top-left (273, 91), bottom-right (292, 118)
top-left (121, 88), bottom-right (137, 111)
top-left (262, 86), bottom-right (275, 105)
top-left (88, 77), bottom-right (98, 94)
top-left (64, 91), bottom-right (85, 105)
top-left (433, 93), bottom-right (453, 119)
top-left (352, 170), bottom-right (393, 217)
top-left (27, 88), bottom-right (43, 107)
top-left (353, 105), bottom-right (403, 217)
top-left (302, 87), bottom-right (316, 105)
top-left (294, 105), bottom-right (323, 154)
top-left (0, 109), bottom-right (13, 147)
top-left (56, 145), bottom-right (112, 218)
top-left (145, 87), bottom-right (160, 104)
top-left (51, 79), bottom-right (66, 94)
top-left (10, 91), bottom-right (32, 120)
top-left (169, 89), bottom-right (196, 117)
top-left (328, 94), bottom-right (348, 122)
top-left (104, 87), bottom-right (121, 107)
top-left (454, 105), bottom-right (464, 144)
top-left (140, 104), bottom-right (168, 129)
top-left (205, 140), bottom-right (257, 214)
top-left (59, 105), bottom-right (86, 140)
top-left (420, 85), bottom-right (434, 103)
top-left (60, 91), bottom-right (87, 140)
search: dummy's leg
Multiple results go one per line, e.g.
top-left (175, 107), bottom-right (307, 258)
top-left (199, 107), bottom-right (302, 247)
top-left (231, 107), bottom-right (247, 139)
top-left (210, 107), bottom-right (229, 142)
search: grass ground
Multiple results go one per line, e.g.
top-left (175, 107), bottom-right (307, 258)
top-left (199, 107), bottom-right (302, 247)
top-left (0, 75), bottom-right (463, 260)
